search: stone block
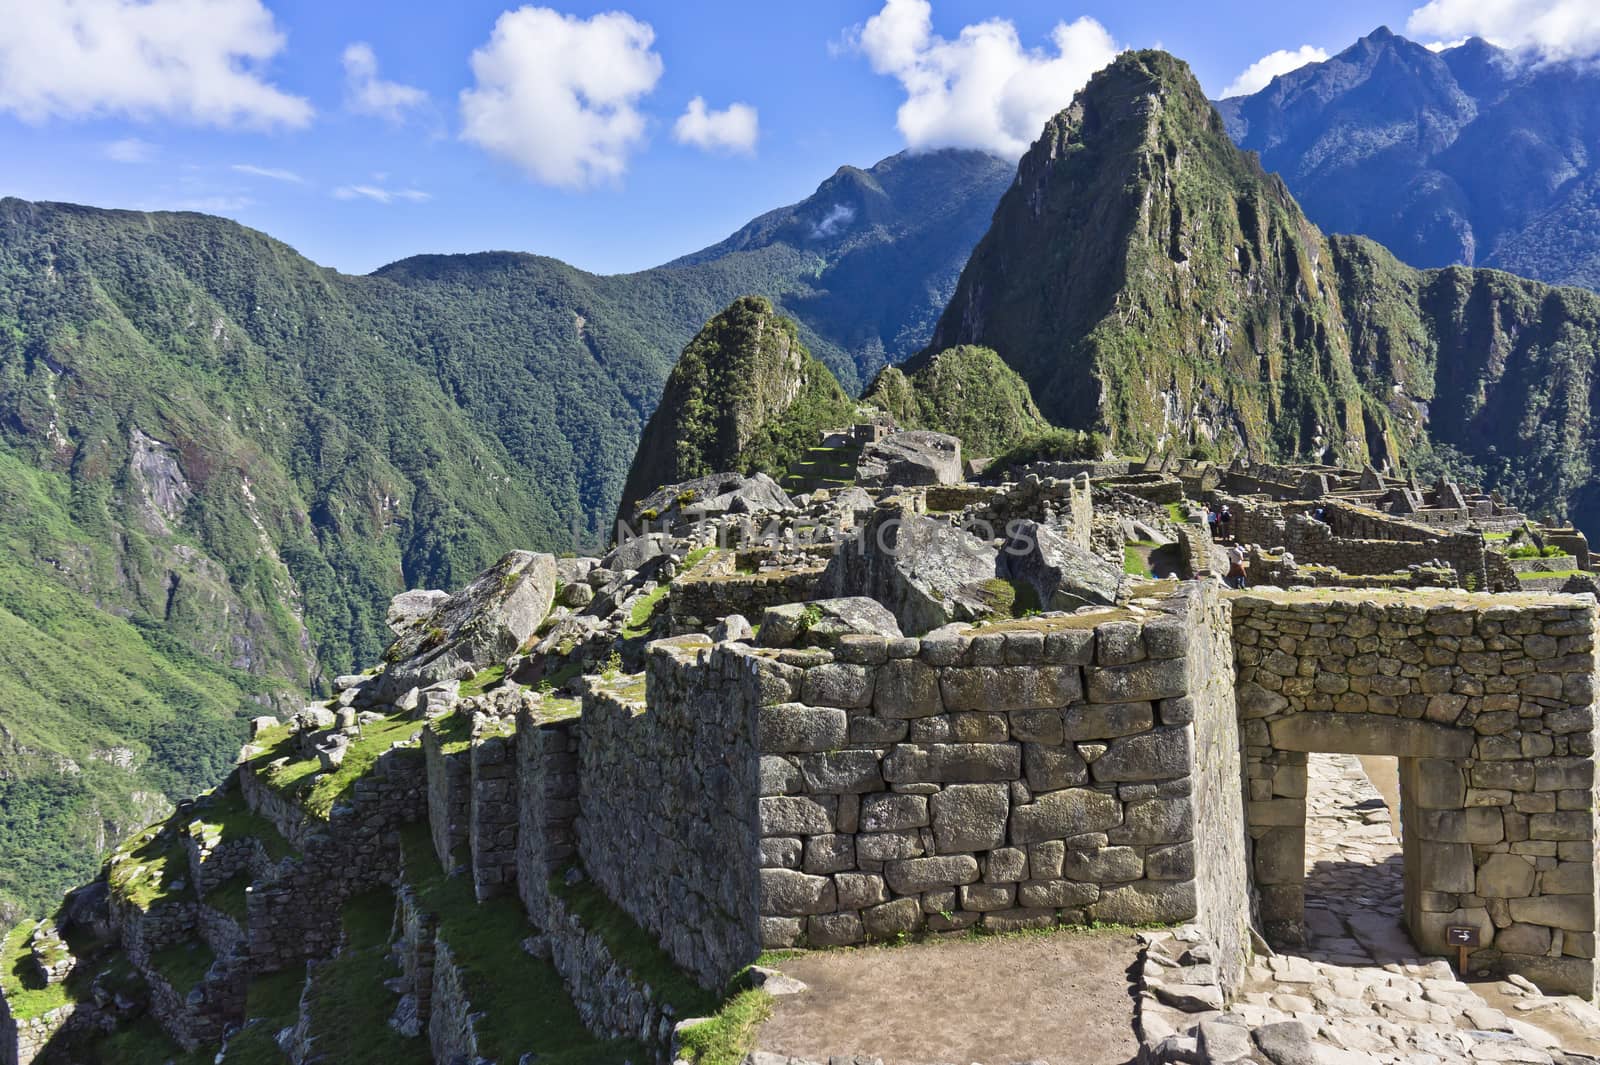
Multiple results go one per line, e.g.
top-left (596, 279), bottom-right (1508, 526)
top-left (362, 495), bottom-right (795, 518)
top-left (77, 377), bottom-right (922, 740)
top-left (1010, 787), bottom-right (1122, 844)
top-left (802, 834), bottom-right (857, 876)
top-left (1028, 840), bottom-right (1065, 880)
top-left (856, 830), bottom-right (925, 861)
top-left (862, 897), bottom-right (922, 939)
top-left (806, 912), bottom-right (864, 947)
top-left (1063, 845), bottom-right (1142, 883)
top-left (1411, 759), bottom-right (1466, 809)
top-left (859, 793), bottom-right (929, 832)
top-left (1534, 757), bottom-right (1594, 791)
top-left (983, 847), bottom-right (1028, 883)
top-left (759, 796), bottom-right (835, 836)
top-left (1010, 709), bottom-right (1065, 745)
top-left (1085, 658), bottom-right (1187, 704)
top-left (1528, 811), bottom-right (1593, 841)
top-left (1475, 853), bottom-right (1536, 898)
top-left (760, 837), bottom-right (801, 869)
top-left (1089, 879), bottom-right (1197, 924)
top-left (761, 916), bottom-right (802, 949)
top-left (1145, 842), bottom-right (1195, 880)
top-left (1508, 894), bottom-right (1594, 931)
top-left (835, 872), bottom-right (888, 910)
top-left (939, 666), bottom-right (1082, 712)
top-left (1018, 879), bottom-right (1098, 908)
top-left (960, 883), bottom-right (1017, 912)
top-left (1417, 840), bottom-right (1475, 893)
top-left (1024, 742), bottom-right (1089, 791)
top-left (798, 751), bottom-right (885, 794)
top-left (874, 659), bottom-right (942, 719)
top-left (760, 869), bottom-right (836, 916)
top-left (1090, 726), bottom-right (1193, 783)
top-left (1252, 826), bottom-right (1305, 885)
top-left (1414, 807), bottom-right (1504, 844)
top-left (1495, 922), bottom-right (1552, 956)
top-left (1268, 712), bottom-right (1474, 757)
top-left (759, 756), bottom-right (801, 796)
top-left (1062, 701), bottom-right (1155, 740)
top-left (1109, 797), bottom-right (1194, 846)
top-left (882, 742), bottom-right (1021, 783)
top-left (884, 855), bottom-right (980, 894)
top-left (929, 783), bottom-right (1009, 853)
top-left (760, 704), bottom-right (847, 753)
top-left (802, 663), bottom-right (874, 708)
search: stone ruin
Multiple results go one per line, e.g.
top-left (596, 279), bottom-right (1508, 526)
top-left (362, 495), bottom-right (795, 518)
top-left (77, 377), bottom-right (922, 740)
top-left (5, 444), bottom-right (1600, 1065)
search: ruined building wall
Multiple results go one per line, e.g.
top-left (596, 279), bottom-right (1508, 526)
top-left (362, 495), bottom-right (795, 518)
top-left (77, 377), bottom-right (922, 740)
top-left (1233, 591), bottom-right (1599, 997)
top-left (753, 585), bottom-right (1251, 964)
top-left (576, 638), bottom-right (762, 990)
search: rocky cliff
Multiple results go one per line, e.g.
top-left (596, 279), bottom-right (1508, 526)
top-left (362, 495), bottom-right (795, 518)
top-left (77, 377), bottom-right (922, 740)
top-left (617, 297), bottom-right (855, 522)
top-left (863, 346), bottom-right (1051, 459)
top-left (1218, 27), bottom-right (1600, 293)
top-left (924, 50), bottom-right (1600, 532)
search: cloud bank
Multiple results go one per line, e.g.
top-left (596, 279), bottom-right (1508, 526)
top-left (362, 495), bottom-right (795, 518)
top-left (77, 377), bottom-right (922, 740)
top-left (459, 6), bottom-right (664, 188)
top-left (1408, 0), bottom-right (1600, 59)
top-left (1220, 45), bottom-right (1329, 98)
top-left (853, 0), bottom-right (1120, 158)
top-left (0, 0), bottom-right (310, 128)
top-left (342, 42), bottom-right (426, 123)
top-left (673, 97), bottom-right (758, 155)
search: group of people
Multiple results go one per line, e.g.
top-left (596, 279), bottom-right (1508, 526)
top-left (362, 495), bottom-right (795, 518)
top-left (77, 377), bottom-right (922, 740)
top-left (1205, 504), bottom-right (1249, 588)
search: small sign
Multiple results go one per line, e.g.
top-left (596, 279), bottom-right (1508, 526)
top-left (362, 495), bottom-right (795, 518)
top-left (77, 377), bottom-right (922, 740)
top-left (1446, 925), bottom-right (1480, 947)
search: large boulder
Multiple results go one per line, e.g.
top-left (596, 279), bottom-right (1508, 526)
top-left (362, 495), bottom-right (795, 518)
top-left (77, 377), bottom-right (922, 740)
top-left (822, 509), bottom-right (1007, 634)
top-left (1003, 520), bottom-right (1123, 611)
top-left (601, 533), bottom-right (669, 575)
top-left (625, 471), bottom-right (796, 535)
top-left (855, 431), bottom-right (962, 488)
top-left (759, 597), bottom-right (902, 648)
top-left (386, 589), bottom-right (448, 635)
top-left (381, 551), bottom-right (557, 695)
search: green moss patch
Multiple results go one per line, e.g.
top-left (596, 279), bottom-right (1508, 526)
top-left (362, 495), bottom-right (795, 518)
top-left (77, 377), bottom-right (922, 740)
top-left (247, 712), bottom-right (421, 820)
top-left (1, 921), bottom-right (70, 1021)
top-left (622, 584), bottom-right (671, 639)
top-left (675, 987), bottom-right (774, 1065)
top-left (107, 823), bottom-right (191, 911)
top-left (190, 787), bottom-right (296, 863)
top-left (458, 664), bottom-right (507, 699)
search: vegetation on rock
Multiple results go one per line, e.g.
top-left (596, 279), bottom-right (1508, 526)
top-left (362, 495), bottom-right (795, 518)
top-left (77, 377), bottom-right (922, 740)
top-left (863, 345), bottom-right (1050, 457)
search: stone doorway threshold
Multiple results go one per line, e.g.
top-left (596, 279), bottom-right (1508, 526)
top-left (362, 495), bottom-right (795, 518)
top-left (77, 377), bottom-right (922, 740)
top-left (1230, 753), bottom-right (1600, 1062)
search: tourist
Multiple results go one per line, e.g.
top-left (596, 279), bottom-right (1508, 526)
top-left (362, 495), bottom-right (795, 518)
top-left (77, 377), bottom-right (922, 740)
top-left (1219, 505), bottom-right (1233, 542)
top-left (1227, 543), bottom-right (1248, 589)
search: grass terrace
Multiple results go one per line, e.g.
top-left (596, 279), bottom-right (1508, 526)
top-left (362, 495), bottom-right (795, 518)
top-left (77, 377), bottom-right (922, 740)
top-left (150, 939), bottom-right (214, 993)
top-left (246, 711), bottom-right (422, 820)
top-left (401, 827), bottom-right (645, 1064)
top-left (1, 921), bottom-right (70, 1021)
top-left (190, 786), bottom-right (296, 863)
top-left (107, 822), bottom-right (192, 911)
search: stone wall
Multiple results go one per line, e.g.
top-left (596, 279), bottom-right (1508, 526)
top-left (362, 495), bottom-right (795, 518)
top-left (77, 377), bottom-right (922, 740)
top-left (1232, 590), bottom-right (1599, 996)
top-left (753, 585), bottom-right (1241, 952)
top-left (515, 709), bottom-right (581, 928)
top-left (1184, 588), bottom-right (1252, 993)
top-left (241, 744), bottom-right (425, 971)
top-left (669, 557), bottom-right (827, 631)
top-left (469, 721), bottom-right (519, 900)
top-left (963, 474), bottom-right (1094, 554)
top-left (423, 726), bottom-right (470, 869)
top-left (576, 639), bottom-right (762, 991)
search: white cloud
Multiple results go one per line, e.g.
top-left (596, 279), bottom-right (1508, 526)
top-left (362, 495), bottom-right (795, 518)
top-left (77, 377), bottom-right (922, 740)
top-left (333, 184), bottom-right (430, 204)
top-left (673, 97), bottom-right (758, 155)
top-left (342, 42), bottom-right (426, 123)
top-left (851, 0), bottom-right (1120, 158)
top-left (105, 137), bottom-right (155, 163)
top-left (1425, 37), bottom-right (1472, 53)
top-left (1408, 0), bottom-right (1600, 58)
top-left (0, 0), bottom-right (311, 128)
top-left (1219, 45), bottom-right (1329, 98)
top-left (231, 163), bottom-right (303, 183)
top-left (459, 6), bottom-right (663, 188)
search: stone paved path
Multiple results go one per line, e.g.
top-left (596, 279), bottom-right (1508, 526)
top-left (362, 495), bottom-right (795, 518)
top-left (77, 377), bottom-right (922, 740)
top-left (1225, 754), bottom-right (1600, 1064)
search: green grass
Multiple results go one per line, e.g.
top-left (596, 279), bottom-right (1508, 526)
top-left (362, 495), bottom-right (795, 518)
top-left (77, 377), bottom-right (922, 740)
top-left (675, 988), bottom-right (774, 1065)
top-left (621, 584), bottom-right (671, 640)
top-left (458, 664), bottom-right (506, 698)
top-left (107, 822), bottom-right (191, 910)
top-left (1518, 570), bottom-right (1582, 580)
top-left (220, 966), bottom-right (306, 1064)
top-left (427, 709), bottom-right (475, 756)
top-left (301, 897), bottom-right (429, 1065)
top-left (401, 828), bottom-right (645, 1064)
top-left (0, 921), bottom-right (70, 1020)
top-left (190, 786), bottom-right (296, 862)
top-left (204, 875), bottom-right (251, 924)
top-left (1165, 502), bottom-right (1186, 524)
top-left (247, 712), bottom-right (421, 819)
top-left (682, 545), bottom-right (717, 571)
top-left (150, 939), bottom-right (214, 992)
top-left (1123, 543), bottom-right (1155, 578)
top-left (548, 871), bottom-right (720, 1018)
top-left (92, 1017), bottom-right (213, 1065)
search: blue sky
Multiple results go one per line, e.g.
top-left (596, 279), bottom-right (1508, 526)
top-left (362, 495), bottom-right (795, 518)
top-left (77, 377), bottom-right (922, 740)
top-left (0, 0), bottom-right (1580, 275)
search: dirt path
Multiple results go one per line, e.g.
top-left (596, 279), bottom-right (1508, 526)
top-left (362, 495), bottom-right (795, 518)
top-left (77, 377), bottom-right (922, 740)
top-left (757, 931), bottom-right (1141, 1065)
